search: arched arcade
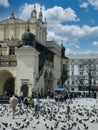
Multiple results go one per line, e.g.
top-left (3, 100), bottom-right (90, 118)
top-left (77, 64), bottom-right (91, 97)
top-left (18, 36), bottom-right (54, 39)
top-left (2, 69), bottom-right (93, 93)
top-left (0, 70), bottom-right (15, 96)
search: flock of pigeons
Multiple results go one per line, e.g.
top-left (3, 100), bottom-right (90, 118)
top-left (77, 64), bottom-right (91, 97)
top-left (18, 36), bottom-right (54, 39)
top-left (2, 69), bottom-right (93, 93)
top-left (0, 98), bottom-right (98, 130)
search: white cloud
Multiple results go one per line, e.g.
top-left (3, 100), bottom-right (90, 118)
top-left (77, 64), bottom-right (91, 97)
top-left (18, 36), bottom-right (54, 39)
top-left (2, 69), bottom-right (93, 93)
top-left (80, 50), bottom-right (98, 54)
top-left (47, 24), bottom-right (98, 50)
top-left (18, 3), bottom-right (80, 45)
top-left (48, 24), bottom-right (83, 44)
top-left (88, 0), bottom-right (98, 10)
top-left (45, 6), bottom-right (79, 24)
top-left (82, 25), bottom-right (98, 36)
top-left (48, 24), bottom-right (84, 38)
top-left (66, 48), bottom-right (75, 55)
top-left (19, 4), bottom-right (79, 23)
top-left (18, 3), bottom-right (98, 53)
top-left (92, 41), bottom-right (98, 46)
top-left (47, 24), bottom-right (84, 47)
top-left (65, 48), bottom-right (82, 55)
top-left (66, 48), bottom-right (98, 55)
top-left (79, 0), bottom-right (98, 10)
top-left (80, 2), bottom-right (88, 8)
top-left (0, 0), bottom-right (9, 8)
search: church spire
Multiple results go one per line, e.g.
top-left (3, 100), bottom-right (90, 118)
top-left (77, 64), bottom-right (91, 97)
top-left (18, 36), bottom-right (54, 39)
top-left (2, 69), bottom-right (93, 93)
top-left (9, 12), bottom-right (15, 19)
top-left (38, 7), bottom-right (43, 21)
top-left (31, 5), bottom-right (37, 18)
top-left (61, 42), bottom-right (65, 58)
top-left (44, 17), bottom-right (47, 28)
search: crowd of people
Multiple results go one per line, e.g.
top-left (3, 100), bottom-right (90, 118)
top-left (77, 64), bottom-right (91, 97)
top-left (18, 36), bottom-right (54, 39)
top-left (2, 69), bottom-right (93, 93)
top-left (8, 89), bottom-right (97, 119)
top-left (9, 93), bottom-right (40, 119)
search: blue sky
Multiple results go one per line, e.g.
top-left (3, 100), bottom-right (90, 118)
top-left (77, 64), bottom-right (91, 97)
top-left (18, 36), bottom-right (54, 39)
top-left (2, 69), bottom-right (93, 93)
top-left (0, 0), bottom-right (98, 54)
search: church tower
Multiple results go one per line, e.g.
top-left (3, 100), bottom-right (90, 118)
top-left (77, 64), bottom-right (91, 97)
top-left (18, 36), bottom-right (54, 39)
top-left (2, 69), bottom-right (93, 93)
top-left (38, 7), bottom-right (43, 21)
top-left (29, 5), bottom-right (47, 45)
top-left (31, 5), bottom-right (37, 19)
top-left (16, 25), bottom-right (39, 97)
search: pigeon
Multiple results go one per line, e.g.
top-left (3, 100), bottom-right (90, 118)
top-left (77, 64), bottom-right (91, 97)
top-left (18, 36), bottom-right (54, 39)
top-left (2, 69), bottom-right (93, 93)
top-left (22, 118), bottom-right (26, 122)
top-left (77, 126), bottom-right (80, 130)
top-left (2, 122), bottom-right (8, 127)
top-left (36, 121), bottom-right (40, 124)
top-left (19, 124), bottom-right (24, 129)
top-left (90, 119), bottom-right (95, 123)
top-left (51, 126), bottom-right (54, 130)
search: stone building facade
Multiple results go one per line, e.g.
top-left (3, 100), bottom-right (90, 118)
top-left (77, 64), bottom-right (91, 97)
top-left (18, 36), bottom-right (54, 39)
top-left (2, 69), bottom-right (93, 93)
top-left (0, 6), bottom-right (68, 97)
top-left (64, 54), bottom-right (98, 92)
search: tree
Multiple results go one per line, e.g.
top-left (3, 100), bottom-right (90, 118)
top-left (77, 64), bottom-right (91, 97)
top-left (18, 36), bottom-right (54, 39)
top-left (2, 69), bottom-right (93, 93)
top-left (64, 58), bottom-right (98, 95)
top-left (83, 59), bottom-right (97, 96)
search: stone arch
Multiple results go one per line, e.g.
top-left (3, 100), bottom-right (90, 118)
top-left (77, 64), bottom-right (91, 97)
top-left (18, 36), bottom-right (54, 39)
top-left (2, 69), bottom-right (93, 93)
top-left (0, 70), bottom-right (15, 96)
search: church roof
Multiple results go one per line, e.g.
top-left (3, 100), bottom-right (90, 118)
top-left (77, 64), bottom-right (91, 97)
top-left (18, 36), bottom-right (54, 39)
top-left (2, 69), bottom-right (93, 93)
top-left (21, 24), bottom-right (35, 46)
top-left (35, 42), bottom-right (54, 55)
top-left (18, 45), bottom-right (36, 51)
top-left (22, 31), bottom-right (35, 41)
top-left (0, 18), bottom-right (25, 24)
top-left (0, 12), bottom-right (25, 24)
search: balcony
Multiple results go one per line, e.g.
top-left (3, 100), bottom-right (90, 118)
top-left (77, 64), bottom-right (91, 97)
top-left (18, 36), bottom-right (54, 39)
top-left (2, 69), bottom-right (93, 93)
top-left (0, 55), bottom-right (17, 67)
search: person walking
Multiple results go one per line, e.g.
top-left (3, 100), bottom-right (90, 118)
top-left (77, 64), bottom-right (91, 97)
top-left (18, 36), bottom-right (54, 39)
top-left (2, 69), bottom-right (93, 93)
top-left (18, 95), bottom-right (23, 112)
top-left (9, 94), bottom-right (18, 119)
top-left (34, 95), bottom-right (40, 116)
top-left (66, 103), bottom-right (70, 121)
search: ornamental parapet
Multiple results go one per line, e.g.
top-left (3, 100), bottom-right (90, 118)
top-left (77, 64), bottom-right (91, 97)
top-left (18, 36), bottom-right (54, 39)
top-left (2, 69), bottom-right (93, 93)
top-left (0, 55), bottom-right (17, 67)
